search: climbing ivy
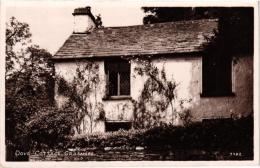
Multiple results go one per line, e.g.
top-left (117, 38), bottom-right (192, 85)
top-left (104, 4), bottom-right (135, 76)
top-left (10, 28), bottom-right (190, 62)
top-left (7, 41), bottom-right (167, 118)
top-left (57, 60), bottom-right (104, 134)
top-left (132, 57), bottom-right (192, 128)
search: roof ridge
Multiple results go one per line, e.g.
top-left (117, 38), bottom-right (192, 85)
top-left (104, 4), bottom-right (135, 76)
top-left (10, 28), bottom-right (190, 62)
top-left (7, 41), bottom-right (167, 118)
top-left (70, 19), bottom-right (219, 35)
top-left (98, 18), bottom-right (218, 29)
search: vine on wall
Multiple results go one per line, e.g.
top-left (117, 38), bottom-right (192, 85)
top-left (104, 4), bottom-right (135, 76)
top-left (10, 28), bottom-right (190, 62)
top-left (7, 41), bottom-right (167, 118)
top-left (57, 60), bottom-right (104, 134)
top-left (132, 58), bottom-right (192, 128)
top-left (57, 58), bottom-right (193, 133)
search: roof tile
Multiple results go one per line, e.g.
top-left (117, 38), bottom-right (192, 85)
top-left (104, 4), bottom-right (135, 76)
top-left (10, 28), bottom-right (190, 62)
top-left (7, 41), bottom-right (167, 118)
top-left (53, 19), bottom-right (218, 59)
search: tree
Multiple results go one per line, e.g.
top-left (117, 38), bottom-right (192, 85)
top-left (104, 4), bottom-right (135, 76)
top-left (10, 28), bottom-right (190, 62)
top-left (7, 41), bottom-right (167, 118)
top-left (214, 7), bottom-right (253, 55)
top-left (5, 17), bottom-right (55, 161)
top-left (142, 7), bottom-right (253, 54)
top-left (6, 17), bottom-right (32, 78)
top-left (142, 7), bottom-right (195, 24)
top-left (5, 45), bottom-right (54, 161)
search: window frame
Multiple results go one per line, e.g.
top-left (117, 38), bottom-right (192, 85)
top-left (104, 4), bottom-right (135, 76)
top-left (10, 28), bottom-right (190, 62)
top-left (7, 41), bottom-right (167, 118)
top-left (104, 58), bottom-right (131, 99)
top-left (201, 54), bottom-right (235, 97)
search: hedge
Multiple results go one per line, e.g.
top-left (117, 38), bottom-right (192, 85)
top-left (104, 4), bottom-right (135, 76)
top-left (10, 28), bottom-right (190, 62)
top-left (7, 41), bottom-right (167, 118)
top-left (63, 116), bottom-right (253, 154)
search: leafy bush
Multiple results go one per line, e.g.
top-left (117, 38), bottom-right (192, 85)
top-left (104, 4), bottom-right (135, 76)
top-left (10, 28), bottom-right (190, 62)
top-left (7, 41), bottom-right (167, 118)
top-left (143, 116), bottom-right (253, 152)
top-left (64, 116), bottom-right (253, 155)
top-left (27, 106), bottom-right (75, 150)
top-left (66, 129), bottom-right (146, 149)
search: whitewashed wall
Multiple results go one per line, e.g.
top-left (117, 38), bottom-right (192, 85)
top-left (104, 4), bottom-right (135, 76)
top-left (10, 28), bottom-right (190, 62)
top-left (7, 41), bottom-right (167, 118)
top-left (54, 55), bottom-right (253, 133)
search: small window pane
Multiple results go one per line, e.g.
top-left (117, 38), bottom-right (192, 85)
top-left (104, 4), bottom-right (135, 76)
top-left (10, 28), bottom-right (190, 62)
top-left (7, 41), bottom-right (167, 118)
top-left (106, 62), bottom-right (118, 72)
top-left (203, 56), bottom-right (217, 93)
top-left (109, 71), bottom-right (118, 96)
top-left (120, 72), bottom-right (130, 95)
top-left (119, 60), bottom-right (130, 72)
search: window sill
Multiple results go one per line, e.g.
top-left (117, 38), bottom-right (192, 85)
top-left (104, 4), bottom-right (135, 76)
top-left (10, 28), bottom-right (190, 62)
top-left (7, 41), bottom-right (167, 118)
top-left (200, 92), bottom-right (235, 97)
top-left (102, 95), bottom-right (132, 101)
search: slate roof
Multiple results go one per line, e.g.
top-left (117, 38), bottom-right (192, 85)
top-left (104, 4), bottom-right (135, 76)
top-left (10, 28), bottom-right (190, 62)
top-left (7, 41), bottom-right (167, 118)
top-left (53, 19), bottom-right (218, 59)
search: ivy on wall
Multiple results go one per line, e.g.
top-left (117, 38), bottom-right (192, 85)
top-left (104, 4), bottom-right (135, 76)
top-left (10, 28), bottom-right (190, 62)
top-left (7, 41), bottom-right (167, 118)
top-left (131, 58), bottom-right (192, 128)
top-left (57, 60), bottom-right (105, 134)
top-left (57, 58), bottom-right (193, 132)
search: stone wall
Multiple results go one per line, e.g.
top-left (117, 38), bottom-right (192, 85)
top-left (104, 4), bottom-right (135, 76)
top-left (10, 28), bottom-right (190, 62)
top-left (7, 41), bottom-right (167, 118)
top-left (29, 147), bottom-right (252, 161)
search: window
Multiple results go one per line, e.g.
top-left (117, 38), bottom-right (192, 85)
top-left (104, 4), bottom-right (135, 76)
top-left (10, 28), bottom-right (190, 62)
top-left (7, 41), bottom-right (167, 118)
top-left (202, 54), bottom-right (233, 97)
top-left (105, 58), bottom-right (130, 97)
top-left (105, 121), bottom-right (132, 132)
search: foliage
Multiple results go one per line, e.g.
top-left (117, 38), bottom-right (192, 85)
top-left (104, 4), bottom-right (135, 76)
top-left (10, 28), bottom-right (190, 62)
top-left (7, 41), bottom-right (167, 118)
top-left (178, 100), bottom-right (193, 126)
top-left (142, 7), bottom-right (196, 24)
top-left (26, 106), bottom-right (75, 150)
top-left (5, 46), bottom-right (54, 160)
top-left (142, 7), bottom-right (253, 55)
top-left (66, 129), bottom-right (146, 149)
top-left (57, 60), bottom-right (104, 134)
top-left (203, 8), bottom-right (253, 58)
top-left (143, 115), bottom-right (253, 152)
top-left (131, 58), bottom-right (179, 128)
top-left (6, 16), bottom-right (32, 78)
top-left (5, 17), bottom-right (55, 161)
top-left (64, 116), bottom-right (252, 156)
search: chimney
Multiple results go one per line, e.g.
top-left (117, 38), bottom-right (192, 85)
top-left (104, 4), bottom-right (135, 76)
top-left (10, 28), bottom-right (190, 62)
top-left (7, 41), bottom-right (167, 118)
top-left (72, 6), bottom-right (96, 33)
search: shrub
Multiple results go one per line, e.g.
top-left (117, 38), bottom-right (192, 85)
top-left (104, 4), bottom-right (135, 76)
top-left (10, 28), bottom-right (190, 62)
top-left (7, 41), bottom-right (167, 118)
top-left (26, 106), bottom-right (75, 150)
top-left (64, 116), bottom-right (253, 155)
top-left (142, 116), bottom-right (253, 152)
top-left (66, 129), bottom-right (146, 149)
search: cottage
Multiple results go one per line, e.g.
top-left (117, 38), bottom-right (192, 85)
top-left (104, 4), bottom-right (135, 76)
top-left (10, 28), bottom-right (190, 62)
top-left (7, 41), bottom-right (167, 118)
top-left (52, 7), bottom-right (253, 134)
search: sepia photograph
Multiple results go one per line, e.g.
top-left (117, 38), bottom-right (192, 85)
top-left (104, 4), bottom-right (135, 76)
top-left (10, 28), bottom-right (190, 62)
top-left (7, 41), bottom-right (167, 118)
top-left (0, 0), bottom-right (259, 167)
